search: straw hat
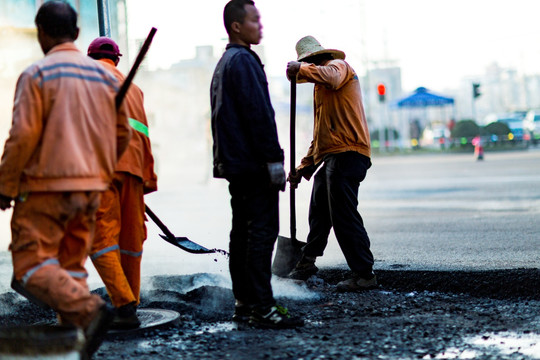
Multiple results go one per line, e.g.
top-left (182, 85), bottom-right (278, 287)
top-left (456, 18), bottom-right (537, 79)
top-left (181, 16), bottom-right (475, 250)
top-left (295, 36), bottom-right (345, 61)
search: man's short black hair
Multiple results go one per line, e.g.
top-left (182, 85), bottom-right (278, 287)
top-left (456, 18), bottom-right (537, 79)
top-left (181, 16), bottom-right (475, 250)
top-left (223, 0), bottom-right (255, 35)
top-left (35, 1), bottom-right (78, 40)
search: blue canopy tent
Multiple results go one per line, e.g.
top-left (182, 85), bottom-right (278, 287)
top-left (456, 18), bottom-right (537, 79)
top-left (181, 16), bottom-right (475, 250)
top-left (394, 86), bottom-right (454, 108)
top-left (391, 87), bottom-right (456, 148)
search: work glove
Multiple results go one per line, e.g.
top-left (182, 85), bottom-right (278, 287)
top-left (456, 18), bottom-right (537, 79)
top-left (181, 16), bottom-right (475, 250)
top-left (267, 162), bottom-right (286, 191)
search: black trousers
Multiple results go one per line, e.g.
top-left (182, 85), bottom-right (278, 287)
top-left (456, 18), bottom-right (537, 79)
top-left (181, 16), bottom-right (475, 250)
top-left (227, 173), bottom-right (278, 311)
top-left (303, 151), bottom-right (374, 277)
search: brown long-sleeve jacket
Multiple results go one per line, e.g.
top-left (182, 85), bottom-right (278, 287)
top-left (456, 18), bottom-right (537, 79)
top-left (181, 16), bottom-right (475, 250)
top-left (98, 59), bottom-right (157, 194)
top-left (297, 59), bottom-right (371, 176)
top-left (0, 42), bottom-right (131, 198)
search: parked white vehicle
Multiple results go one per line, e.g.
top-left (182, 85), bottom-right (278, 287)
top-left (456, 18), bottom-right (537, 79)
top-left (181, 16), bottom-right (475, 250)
top-left (524, 109), bottom-right (540, 144)
top-left (483, 113), bottom-right (529, 143)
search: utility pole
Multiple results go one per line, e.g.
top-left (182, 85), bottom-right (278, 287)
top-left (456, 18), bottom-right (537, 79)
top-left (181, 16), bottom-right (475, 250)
top-left (358, 0), bottom-right (371, 123)
top-left (97, 0), bottom-right (111, 37)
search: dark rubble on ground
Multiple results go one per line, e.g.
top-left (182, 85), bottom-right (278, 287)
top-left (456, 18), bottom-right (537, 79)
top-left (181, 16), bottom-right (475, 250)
top-left (0, 268), bottom-right (538, 359)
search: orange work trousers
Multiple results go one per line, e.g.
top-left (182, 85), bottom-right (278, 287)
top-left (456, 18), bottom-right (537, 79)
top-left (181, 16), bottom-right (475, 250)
top-left (10, 191), bottom-right (104, 329)
top-left (90, 172), bottom-right (146, 307)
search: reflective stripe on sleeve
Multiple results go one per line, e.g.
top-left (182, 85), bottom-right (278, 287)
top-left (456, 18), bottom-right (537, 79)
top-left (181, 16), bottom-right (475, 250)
top-left (67, 271), bottom-right (88, 279)
top-left (22, 258), bottom-right (60, 285)
top-left (129, 118), bottom-right (149, 137)
top-left (90, 245), bottom-right (120, 260)
top-left (120, 249), bottom-right (143, 258)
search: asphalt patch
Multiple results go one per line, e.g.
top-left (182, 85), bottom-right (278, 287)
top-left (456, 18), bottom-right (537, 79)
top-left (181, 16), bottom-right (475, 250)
top-left (319, 268), bottom-right (540, 300)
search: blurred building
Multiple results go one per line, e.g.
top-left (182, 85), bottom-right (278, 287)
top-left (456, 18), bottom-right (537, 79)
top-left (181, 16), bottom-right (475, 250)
top-left (363, 66), bottom-right (403, 112)
top-left (136, 46), bottom-right (220, 186)
top-left (361, 66), bottom-right (403, 149)
top-left (452, 62), bottom-right (540, 124)
top-left (0, 0), bottom-right (127, 67)
top-left (523, 74), bottom-right (540, 110)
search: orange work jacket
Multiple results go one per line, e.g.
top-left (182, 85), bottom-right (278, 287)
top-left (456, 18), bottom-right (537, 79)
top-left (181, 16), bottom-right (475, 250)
top-left (297, 59), bottom-right (371, 174)
top-left (98, 59), bottom-right (157, 194)
top-left (0, 42), bottom-right (131, 198)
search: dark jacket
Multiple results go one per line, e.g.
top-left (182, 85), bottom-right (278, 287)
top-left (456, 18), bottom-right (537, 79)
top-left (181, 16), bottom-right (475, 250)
top-left (210, 44), bottom-right (283, 178)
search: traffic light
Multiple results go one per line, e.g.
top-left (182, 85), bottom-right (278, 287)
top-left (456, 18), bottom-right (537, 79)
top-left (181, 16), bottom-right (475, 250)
top-left (472, 83), bottom-right (481, 99)
top-left (377, 83), bottom-right (386, 102)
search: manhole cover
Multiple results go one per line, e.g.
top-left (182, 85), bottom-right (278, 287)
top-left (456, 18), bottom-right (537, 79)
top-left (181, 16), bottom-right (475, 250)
top-left (107, 308), bottom-right (180, 338)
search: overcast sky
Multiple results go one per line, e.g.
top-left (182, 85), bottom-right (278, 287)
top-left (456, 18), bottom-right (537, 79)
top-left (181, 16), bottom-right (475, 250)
top-left (126, 0), bottom-right (540, 91)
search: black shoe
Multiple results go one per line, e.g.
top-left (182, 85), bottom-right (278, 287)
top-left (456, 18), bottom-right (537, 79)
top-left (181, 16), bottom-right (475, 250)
top-left (249, 305), bottom-right (304, 329)
top-left (232, 305), bottom-right (251, 323)
top-left (287, 256), bottom-right (318, 281)
top-left (110, 302), bottom-right (141, 330)
top-left (336, 273), bottom-right (378, 292)
top-left (81, 304), bottom-right (115, 360)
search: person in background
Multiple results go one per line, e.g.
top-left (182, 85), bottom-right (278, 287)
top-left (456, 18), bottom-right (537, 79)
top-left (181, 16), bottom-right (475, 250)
top-left (210, 0), bottom-right (303, 328)
top-left (87, 37), bottom-right (158, 329)
top-left (0, 1), bottom-right (131, 358)
top-left (286, 35), bottom-right (377, 292)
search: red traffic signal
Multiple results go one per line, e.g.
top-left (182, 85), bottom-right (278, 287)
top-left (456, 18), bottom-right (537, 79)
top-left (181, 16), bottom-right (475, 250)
top-left (377, 83), bottom-right (386, 102)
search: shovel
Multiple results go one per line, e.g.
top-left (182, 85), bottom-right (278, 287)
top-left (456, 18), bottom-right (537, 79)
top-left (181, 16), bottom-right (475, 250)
top-left (11, 205), bottom-right (217, 309)
top-left (272, 78), bottom-right (306, 277)
top-left (145, 205), bottom-right (217, 254)
top-left (118, 30), bottom-right (216, 256)
top-left (11, 204), bottom-right (217, 310)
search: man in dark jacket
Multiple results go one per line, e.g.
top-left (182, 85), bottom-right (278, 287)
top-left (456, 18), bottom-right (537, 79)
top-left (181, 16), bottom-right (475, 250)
top-left (210, 0), bottom-right (303, 329)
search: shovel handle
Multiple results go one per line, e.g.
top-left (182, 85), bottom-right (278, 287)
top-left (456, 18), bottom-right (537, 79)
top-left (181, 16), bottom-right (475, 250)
top-left (145, 204), bottom-right (175, 239)
top-left (290, 78), bottom-right (297, 240)
top-left (290, 78), bottom-right (296, 173)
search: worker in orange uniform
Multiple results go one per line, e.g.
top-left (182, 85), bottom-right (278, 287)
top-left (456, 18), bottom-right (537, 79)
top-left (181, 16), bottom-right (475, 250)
top-left (0, 2), bottom-right (131, 358)
top-left (87, 37), bottom-right (158, 329)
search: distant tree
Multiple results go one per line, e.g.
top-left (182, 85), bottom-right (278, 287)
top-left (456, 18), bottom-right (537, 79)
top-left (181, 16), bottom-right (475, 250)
top-left (484, 121), bottom-right (510, 136)
top-left (451, 119), bottom-right (480, 138)
top-left (370, 128), bottom-right (400, 141)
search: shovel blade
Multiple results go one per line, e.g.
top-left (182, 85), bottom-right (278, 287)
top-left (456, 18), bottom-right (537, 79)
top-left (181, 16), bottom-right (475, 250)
top-left (272, 235), bottom-right (306, 277)
top-left (159, 234), bottom-right (215, 254)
